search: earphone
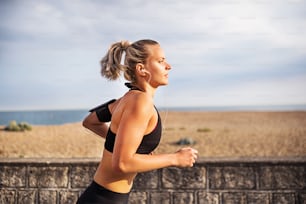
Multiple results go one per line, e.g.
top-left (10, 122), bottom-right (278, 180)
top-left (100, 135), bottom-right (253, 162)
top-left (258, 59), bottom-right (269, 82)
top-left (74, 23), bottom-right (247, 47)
top-left (141, 69), bottom-right (150, 76)
top-left (138, 65), bottom-right (151, 81)
top-left (140, 69), bottom-right (152, 82)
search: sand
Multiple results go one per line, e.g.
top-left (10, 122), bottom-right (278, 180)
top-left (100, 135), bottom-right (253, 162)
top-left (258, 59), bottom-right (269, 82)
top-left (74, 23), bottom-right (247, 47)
top-left (0, 111), bottom-right (305, 158)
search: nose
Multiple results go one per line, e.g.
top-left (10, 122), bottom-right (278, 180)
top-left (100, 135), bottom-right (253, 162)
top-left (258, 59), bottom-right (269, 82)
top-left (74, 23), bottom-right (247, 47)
top-left (166, 62), bottom-right (171, 70)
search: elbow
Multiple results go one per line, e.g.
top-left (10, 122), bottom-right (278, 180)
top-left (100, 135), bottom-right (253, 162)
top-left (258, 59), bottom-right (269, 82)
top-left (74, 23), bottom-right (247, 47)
top-left (112, 161), bottom-right (128, 174)
top-left (82, 114), bottom-right (93, 129)
top-left (82, 118), bottom-right (89, 129)
top-left (82, 112), bottom-right (100, 130)
top-left (112, 159), bottom-right (133, 174)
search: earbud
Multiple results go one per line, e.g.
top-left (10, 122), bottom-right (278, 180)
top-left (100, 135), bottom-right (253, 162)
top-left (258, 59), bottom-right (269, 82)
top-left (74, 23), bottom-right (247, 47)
top-left (140, 69), bottom-right (152, 82)
top-left (141, 69), bottom-right (150, 75)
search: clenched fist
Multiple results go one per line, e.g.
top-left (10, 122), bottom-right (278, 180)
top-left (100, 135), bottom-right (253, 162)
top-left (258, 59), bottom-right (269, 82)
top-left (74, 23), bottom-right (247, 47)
top-left (174, 147), bottom-right (198, 167)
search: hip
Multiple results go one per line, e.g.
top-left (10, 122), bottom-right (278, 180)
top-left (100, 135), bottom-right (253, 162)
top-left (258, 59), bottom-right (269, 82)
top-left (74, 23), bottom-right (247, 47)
top-left (77, 180), bottom-right (130, 204)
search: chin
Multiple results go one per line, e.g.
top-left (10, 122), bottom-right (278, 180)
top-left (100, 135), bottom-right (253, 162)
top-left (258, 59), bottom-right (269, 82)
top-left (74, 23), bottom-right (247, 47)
top-left (154, 80), bottom-right (168, 87)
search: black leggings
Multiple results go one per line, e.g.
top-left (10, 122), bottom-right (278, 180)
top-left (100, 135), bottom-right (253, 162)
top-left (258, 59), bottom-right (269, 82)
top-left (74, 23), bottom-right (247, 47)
top-left (76, 181), bottom-right (130, 204)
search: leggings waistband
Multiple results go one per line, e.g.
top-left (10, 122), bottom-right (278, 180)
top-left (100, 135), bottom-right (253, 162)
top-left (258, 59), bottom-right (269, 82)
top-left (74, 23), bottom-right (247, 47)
top-left (77, 181), bottom-right (130, 204)
top-left (91, 180), bottom-right (130, 199)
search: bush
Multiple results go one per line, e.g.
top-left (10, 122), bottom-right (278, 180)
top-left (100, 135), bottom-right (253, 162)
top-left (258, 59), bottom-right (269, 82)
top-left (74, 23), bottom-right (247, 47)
top-left (4, 120), bottom-right (32, 132)
top-left (18, 122), bottom-right (32, 131)
top-left (4, 120), bottom-right (20, 131)
top-left (197, 128), bottom-right (211, 133)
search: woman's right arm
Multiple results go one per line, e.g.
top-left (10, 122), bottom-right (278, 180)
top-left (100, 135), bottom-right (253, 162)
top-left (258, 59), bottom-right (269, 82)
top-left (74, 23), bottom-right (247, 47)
top-left (111, 94), bottom-right (198, 173)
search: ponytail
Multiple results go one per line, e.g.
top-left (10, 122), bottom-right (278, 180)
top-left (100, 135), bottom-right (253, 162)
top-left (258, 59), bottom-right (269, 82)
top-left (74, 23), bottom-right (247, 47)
top-left (100, 41), bottom-right (130, 80)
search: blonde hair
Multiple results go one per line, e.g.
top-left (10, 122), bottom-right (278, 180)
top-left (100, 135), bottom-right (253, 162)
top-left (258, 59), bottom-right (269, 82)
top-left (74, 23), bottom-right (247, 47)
top-left (100, 39), bottom-right (159, 83)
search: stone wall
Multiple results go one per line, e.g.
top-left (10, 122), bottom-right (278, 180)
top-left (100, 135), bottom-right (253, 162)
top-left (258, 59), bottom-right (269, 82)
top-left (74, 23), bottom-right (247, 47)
top-left (0, 157), bottom-right (305, 204)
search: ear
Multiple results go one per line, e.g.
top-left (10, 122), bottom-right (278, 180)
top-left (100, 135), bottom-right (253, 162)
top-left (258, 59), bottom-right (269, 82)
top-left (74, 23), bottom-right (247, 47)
top-left (136, 63), bottom-right (146, 76)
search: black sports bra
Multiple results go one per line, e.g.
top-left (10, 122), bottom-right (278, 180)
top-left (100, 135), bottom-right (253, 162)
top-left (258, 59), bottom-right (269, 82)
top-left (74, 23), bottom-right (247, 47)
top-left (89, 99), bottom-right (162, 154)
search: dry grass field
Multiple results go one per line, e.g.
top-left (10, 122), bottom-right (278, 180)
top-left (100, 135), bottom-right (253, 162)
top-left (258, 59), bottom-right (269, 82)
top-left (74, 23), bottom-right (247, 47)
top-left (0, 111), bottom-right (305, 158)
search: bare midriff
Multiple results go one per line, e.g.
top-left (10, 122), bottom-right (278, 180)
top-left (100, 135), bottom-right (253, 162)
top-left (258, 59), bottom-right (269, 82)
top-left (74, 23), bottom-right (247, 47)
top-left (93, 150), bottom-right (137, 194)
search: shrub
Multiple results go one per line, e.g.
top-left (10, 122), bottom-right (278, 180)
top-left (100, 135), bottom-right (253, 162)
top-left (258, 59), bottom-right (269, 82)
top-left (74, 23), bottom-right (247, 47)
top-left (18, 122), bottom-right (32, 131)
top-left (4, 120), bottom-right (20, 131)
top-left (197, 128), bottom-right (211, 133)
top-left (165, 127), bottom-right (175, 131)
top-left (4, 121), bottom-right (32, 132)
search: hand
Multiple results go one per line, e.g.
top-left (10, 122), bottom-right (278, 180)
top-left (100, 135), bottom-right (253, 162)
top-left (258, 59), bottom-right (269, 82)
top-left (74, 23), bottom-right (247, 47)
top-left (174, 147), bottom-right (198, 167)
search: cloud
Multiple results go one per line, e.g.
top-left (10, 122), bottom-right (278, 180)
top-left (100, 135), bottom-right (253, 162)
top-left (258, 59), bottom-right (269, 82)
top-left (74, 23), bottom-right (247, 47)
top-left (0, 0), bottom-right (305, 110)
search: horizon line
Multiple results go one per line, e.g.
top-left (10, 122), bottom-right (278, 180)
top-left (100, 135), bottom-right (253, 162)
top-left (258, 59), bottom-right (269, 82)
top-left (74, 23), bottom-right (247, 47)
top-left (1, 104), bottom-right (306, 112)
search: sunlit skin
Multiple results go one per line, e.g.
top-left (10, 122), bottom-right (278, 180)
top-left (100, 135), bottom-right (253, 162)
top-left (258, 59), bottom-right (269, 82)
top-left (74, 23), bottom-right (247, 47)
top-left (83, 44), bottom-right (198, 193)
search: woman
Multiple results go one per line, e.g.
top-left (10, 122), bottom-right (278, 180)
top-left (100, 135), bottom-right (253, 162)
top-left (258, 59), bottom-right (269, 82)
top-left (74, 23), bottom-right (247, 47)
top-left (77, 39), bottom-right (198, 204)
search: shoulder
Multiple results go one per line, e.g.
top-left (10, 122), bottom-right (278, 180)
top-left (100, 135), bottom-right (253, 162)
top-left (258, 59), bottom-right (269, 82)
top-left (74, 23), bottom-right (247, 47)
top-left (122, 90), bottom-right (154, 117)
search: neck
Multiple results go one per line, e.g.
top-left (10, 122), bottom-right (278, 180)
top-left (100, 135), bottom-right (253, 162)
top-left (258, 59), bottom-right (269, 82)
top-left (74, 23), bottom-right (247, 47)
top-left (130, 82), bottom-right (157, 98)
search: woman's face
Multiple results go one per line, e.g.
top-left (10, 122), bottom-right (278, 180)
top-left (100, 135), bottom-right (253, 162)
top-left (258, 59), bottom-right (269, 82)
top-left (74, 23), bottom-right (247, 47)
top-left (144, 44), bottom-right (171, 88)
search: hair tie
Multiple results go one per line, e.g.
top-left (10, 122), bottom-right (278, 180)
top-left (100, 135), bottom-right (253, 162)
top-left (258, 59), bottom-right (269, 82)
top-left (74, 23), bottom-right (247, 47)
top-left (120, 40), bottom-right (130, 50)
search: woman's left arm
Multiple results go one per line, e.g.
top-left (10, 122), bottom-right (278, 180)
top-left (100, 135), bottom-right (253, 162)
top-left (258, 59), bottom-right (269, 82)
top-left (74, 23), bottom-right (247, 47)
top-left (83, 112), bottom-right (109, 139)
top-left (83, 99), bottom-right (118, 138)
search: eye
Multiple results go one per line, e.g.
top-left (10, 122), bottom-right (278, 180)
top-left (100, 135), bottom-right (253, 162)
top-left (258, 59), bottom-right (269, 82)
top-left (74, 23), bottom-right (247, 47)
top-left (158, 58), bottom-right (165, 63)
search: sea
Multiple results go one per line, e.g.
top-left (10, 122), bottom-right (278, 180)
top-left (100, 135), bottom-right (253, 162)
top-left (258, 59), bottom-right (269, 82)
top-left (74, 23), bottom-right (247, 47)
top-left (0, 104), bottom-right (305, 125)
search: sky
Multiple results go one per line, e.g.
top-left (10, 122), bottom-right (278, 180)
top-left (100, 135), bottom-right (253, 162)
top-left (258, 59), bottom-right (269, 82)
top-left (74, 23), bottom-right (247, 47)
top-left (1, 0), bottom-right (306, 110)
